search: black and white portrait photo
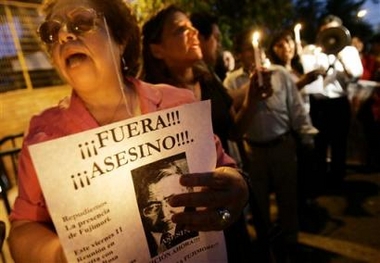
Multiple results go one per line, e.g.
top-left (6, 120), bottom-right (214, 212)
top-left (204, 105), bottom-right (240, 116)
top-left (131, 153), bottom-right (199, 258)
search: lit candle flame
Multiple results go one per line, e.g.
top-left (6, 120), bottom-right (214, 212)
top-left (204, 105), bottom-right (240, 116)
top-left (252, 31), bottom-right (260, 48)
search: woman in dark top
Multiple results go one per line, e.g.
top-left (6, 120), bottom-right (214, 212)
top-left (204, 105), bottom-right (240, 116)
top-left (140, 5), bottom-right (271, 262)
top-left (196, 64), bottom-right (234, 151)
top-left (140, 5), bottom-right (267, 153)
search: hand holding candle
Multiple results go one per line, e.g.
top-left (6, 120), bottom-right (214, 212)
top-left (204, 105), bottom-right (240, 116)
top-left (251, 31), bottom-right (263, 87)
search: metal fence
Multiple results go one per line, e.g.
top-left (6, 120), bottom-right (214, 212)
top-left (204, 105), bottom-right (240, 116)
top-left (0, 1), bottom-right (64, 93)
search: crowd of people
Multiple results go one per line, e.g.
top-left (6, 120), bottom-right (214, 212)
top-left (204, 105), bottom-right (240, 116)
top-left (7, 0), bottom-right (380, 262)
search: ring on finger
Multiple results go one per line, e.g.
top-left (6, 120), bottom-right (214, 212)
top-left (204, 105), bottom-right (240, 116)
top-left (216, 208), bottom-right (231, 226)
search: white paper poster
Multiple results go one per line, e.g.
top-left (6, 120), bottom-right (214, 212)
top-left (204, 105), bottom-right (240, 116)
top-left (29, 100), bottom-right (227, 263)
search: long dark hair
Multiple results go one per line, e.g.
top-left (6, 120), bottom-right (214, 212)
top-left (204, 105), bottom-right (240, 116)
top-left (268, 30), bottom-right (304, 75)
top-left (40, 0), bottom-right (141, 76)
top-left (141, 5), bottom-right (182, 86)
top-left (140, 5), bottom-right (211, 87)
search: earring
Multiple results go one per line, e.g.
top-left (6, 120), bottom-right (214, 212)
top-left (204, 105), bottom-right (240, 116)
top-left (121, 57), bottom-right (129, 72)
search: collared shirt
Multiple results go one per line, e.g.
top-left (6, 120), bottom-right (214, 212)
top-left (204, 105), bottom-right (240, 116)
top-left (10, 78), bottom-right (236, 222)
top-left (301, 45), bottom-right (363, 98)
top-left (224, 65), bottom-right (315, 142)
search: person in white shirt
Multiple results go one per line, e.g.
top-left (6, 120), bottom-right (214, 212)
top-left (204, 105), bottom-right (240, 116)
top-left (301, 15), bottom-right (363, 192)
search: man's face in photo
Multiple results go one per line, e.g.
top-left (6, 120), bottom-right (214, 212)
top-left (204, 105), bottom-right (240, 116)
top-left (143, 167), bottom-right (189, 233)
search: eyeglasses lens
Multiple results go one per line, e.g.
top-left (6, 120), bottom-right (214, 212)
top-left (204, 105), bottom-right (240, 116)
top-left (38, 8), bottom-right (98, 44)
top-left (38, 20), bottom-right (61, 44)
top-left (69, 8), bottom-right (97, 33)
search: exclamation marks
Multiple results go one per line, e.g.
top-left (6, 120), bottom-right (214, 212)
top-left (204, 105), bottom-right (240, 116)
top-left (71, 171), bottom-right (91, 190)
top-left (174, 111), bottom-right (180, 124)
top-left (78, 140), bottom-right (98, 160)
top-left (176, 131), bottom-right (193, 146)
top-left (167, 111), bottom-right (180, 126)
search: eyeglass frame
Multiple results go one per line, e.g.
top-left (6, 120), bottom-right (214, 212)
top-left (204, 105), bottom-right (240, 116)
top-left (37, 7), bottom-right (104, 45)
top-left (142, 195), bottom-right (174, 217)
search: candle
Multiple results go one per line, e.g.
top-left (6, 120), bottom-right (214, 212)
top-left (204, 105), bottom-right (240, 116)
top-left (294, 23), bottom-right (302, 44)
top-left (294, 23), bottom-right (302, 54)
top-left (251, 31), bottom-right (263, 86)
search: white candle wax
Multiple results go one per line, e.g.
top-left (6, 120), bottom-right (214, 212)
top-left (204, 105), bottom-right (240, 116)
top-left (294, 23), bottom-right (302, 45)
top-left (252, 32), bottom-right (263, 86)
top-left (294, 23), bottom-right (303, 54)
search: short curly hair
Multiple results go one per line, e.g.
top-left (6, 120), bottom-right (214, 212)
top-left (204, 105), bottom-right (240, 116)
top-left (40, 0), bottom-right (141, 76)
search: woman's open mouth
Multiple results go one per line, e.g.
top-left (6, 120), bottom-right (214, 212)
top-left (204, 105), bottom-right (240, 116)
top-left (65, 53), bottom-right (88, 68)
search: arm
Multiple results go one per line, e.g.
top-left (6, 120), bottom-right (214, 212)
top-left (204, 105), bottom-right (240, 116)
top-left (9, 220), bottom-right (67, 263)
top-left (227, 85), bottom-right (247, 111)
top-left (9, 118), bottom-right (67, 262)
top-left (285, 70), bottom-right (318, 146)
top-left (296, 69), bottom-right (325, 90)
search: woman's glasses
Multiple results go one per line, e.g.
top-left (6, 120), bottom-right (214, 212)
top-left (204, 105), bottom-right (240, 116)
top-left (37, 7), bottom-right (101, 44)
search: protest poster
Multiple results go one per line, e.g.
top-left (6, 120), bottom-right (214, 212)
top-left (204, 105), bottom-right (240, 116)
top-left (29, 100), bottom-right (227, 263)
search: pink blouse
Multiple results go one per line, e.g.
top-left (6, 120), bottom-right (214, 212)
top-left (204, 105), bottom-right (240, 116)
top-left (10, 78), bottom-right (236, 222)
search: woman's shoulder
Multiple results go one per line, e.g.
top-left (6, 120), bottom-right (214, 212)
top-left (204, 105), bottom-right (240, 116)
top-left (24, 96), bottom-right (72, 145)
top-left (270, 64), bottom-right (293, 78)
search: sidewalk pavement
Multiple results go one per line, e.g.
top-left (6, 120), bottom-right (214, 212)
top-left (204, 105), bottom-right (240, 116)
top-left (247, 167), bottom-right (380, 262)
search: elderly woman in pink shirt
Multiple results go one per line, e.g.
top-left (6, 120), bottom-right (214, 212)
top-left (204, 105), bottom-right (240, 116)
top-left (8, 0), bottom-right (249, 262)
